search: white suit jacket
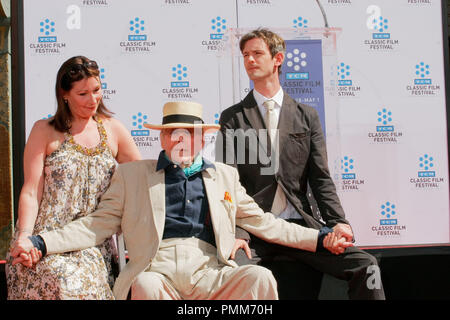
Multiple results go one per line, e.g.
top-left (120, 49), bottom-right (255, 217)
top-left (41, 160), bottom-right (319, 300)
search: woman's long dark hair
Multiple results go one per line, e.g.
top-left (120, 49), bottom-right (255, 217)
top-left (50, 56), bottom-right (114, 132)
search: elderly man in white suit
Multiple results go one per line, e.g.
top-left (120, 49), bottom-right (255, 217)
top-left (12, 101), bottom-right (352, 300)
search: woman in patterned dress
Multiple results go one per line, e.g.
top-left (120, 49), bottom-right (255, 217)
top-left (6, 56), bottom-right (141, 299)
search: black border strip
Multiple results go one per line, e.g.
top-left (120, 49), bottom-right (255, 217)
top-left (11, 0), bottom-right (24, 221)
top-left (442, 0), bottom-right (450, 222)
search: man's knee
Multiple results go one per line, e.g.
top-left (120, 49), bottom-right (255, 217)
top-left (242, 265), bottom-right (278, 299)
top-left (346, 247), bottom-right (380, 268)
top-left (244, 265), bottom-right (277, 287)
top-left (131, 272), bottom-right (169, 300)
top-left (360, 251), bottom-right (380, 268)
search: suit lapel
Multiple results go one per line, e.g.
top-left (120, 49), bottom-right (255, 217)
top-left (146, 162), bottom-right (166, 241)
top-left (243, 90), bottom-right (298, 158)
top-left (278, 92), bottom-right (297, 154)
top-left (242, 90), bottom-right (266, 131)
top-left (202, 167), bottom-right (221, 238)
top-left (202, 167), bottom-right (233, 263)
top-left (242, 90), bottom-right (270, 154)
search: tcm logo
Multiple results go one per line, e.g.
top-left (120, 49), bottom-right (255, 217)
top-left (38, 18), bottom-right (56, 42)
top-left (337, 62), bottom-right (352, 86)
top-left (128, 17), bottom-right (147, 41)
top-left (414, 62), bottom-right (431, 85)
top-left (341, 156), bottom-right (355, 180)
top-left (380, 201), bottom-right (397, 226)
top-left (100, 68), bottom-right (107, 89)
top-left (171, 64), bottom-right (189, 88)
top-left (292, 16), bottom-right (308, 29)
top-left (131, 112), bottom-right (149, 136)
top-left (284, 48), bottom-right (308, 80)
top-left (418, 154), bottom-right (435, 177)
top-left (340, 155), bottom-right (364, 191)
top-left (376, 108), bottom-right (394, 132)
top-left (210, 16), bottom-right (227, 40)
top-left (369, 15), bottom-right (390, 39)
top-left (411, 153), bottom-right (443, 188)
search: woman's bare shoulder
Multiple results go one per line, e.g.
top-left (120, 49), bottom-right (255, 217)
top-left (29, 119), bottom-right (57, 137)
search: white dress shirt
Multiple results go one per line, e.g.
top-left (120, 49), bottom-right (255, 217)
top-left (252, 89), bottom-right (303, 220)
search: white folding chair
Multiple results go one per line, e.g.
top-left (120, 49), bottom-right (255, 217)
top-left (112, 232), bottom-right (127, 272)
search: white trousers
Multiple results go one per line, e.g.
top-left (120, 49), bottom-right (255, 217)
top-left (131, 238), bottom-right (278, 300)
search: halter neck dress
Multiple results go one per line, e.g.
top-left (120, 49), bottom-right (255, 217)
top-left (6, 119), bottom-right (117, 300)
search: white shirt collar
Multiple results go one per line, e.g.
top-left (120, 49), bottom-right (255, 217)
top-left (253, 87), bottom-right (284, 109)
top-left (253, 88), bottom-right (284, 122)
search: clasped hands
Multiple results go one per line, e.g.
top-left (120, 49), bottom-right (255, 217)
top-left (322, 232), bottom-right (354, 255)
top-left (326, 223), bottom-right (354, 255)
top-left (230, 223), bottom-right (354, 259)
top-left (10, 236), bottom-right (41, 268)
top-left (10, 223), bottom-right (354, 268)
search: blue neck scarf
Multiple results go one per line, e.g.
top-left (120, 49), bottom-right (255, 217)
top-left (183, 154), bottom-right (204, 177)
top-left (164, 152), bottom-right (204, 177)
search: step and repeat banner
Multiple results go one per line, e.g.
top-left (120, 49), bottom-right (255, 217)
top-left (21, 0), bottom-right (449, 247)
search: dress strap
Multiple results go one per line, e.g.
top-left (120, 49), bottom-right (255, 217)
top-left (66, 118), bottom-right (108, 156)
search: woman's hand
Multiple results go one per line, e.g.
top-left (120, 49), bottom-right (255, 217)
top-left (10, 236), bottom-right (41, 267)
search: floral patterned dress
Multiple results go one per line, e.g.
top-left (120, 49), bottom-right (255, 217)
top-left (6, 119), bottom-right (117, 300)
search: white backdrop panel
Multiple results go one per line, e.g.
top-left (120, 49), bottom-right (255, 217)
top-left (22, 0), bottom-right (449, 247)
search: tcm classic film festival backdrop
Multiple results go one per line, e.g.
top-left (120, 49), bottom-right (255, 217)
top-left (16, 0), bottom-right (450, 248)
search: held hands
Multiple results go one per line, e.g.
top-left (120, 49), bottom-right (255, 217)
top-left (10, 236), bottom-right (42, 268)
top-left (322, 232), bottom-right (354, 255)
top-left (332, 223), bottom-right (354, 242)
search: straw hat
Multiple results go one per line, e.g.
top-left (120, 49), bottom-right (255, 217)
top-left (143, 101), bottom-right (220, 131)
